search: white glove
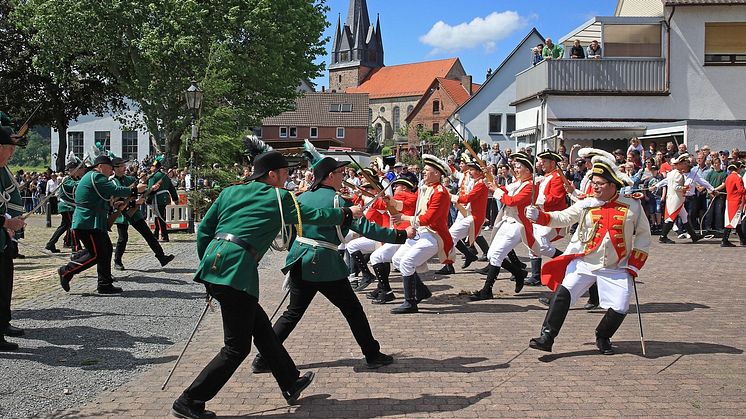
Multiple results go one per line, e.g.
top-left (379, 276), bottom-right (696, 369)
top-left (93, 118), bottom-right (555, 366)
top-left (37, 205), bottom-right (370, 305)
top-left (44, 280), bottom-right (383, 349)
top-left (493, 187), bottom-right (505, 200)
top-left (525, 205), bottom-right (540, 222)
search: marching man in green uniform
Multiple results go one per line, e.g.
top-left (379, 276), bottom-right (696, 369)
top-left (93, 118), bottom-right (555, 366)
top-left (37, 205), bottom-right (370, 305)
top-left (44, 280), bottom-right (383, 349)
top-left (0, 125), bottom-right (27, 351)
top-left (57, 155), bottom-right (147, 294)
top-left (148, 158), bottom-right (178, 242)
top-left (251, 155), bottom-right (415, 374)
top-left (45, 152), bottom-right (84, 254)
top-left (110, 157), bottom-right (175, 270)
top-left (172, 151), bottom-right (364, 419)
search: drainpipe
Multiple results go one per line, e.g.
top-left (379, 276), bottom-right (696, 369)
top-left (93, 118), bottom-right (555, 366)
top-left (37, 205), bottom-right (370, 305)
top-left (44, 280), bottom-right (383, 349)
top-left (663, 6), bottom-right (676, 93)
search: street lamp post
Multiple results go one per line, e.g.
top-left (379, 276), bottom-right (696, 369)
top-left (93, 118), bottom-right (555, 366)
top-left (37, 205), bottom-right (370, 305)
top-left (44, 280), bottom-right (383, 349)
top-left (185, 80), bottom-right (203, 234)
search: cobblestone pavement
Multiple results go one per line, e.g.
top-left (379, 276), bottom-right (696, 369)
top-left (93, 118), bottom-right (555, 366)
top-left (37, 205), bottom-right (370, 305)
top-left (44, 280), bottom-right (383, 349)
top-left (3, 216), bottom-right (746, 417)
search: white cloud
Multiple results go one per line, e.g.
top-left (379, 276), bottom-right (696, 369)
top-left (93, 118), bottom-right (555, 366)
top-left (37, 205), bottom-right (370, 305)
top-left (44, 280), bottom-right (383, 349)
top-left (420, 11), bottom-right (526, 54)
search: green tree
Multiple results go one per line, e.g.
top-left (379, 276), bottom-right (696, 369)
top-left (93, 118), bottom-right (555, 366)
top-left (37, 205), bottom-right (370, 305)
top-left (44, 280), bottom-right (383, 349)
top-left (1, 0), bottom-right (122, 171)
top-left (8, 131), bottom-right (50, 167)
top-left (19, 0), bottom-right (329, 168)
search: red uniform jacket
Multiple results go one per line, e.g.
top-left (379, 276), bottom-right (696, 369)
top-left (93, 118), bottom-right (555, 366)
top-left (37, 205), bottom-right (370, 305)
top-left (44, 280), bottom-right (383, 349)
top-left (457, 179), bottom-right (489, 243)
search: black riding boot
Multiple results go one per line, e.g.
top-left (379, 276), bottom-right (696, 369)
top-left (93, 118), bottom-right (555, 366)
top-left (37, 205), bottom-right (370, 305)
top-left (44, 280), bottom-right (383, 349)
top-left (659, 221), bottom-right (675, 244)
top-left (584, 283), bottom-right (599, 309)
top-left (371, 263), bottom-right (395, 304)
top-left (435, 264), bottom-right (456, 275)
top-left (475, 235), bottom-right (490, 257)
top-left (470, 264), bottom-right (500, 301)
top-left (455, 240), bottom-right (478, 269)
top-left (529, 286), bottom-right (571, 352)
top-left (525, 257), bottom-right (542, 286)
top-left (500, 258), bottom-right (527, 293)
top-left (414, 273), bottom-right (432, 303)
top-left (507, 250), bottom-right (526, 270)
top-left (736, 224), bottom-right (746, 245)
top-left (684, 222), bottom-right (702, 243)
top-left (595, 308), bottom-right (627, 355)
top-left (391, 274), bottom-right (418, 314)
top-left (351, 251), bottom-right (375, 291)
top-left (721, 228), bottom-right (735, 247)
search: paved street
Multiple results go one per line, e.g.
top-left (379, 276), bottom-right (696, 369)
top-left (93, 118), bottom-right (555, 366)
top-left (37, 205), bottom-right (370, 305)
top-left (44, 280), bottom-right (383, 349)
top-left (2, 215), bottom-right (745, 417)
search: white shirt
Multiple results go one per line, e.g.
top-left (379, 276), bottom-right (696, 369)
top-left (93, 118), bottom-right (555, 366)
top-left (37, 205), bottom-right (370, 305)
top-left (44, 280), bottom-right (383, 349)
top-left (45, 179), bottom-right (58, 195)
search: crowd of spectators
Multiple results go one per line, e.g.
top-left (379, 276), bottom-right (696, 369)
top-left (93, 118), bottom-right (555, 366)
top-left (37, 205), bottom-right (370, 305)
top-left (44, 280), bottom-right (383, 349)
top-left (532, 37), bottom-right (604, 66)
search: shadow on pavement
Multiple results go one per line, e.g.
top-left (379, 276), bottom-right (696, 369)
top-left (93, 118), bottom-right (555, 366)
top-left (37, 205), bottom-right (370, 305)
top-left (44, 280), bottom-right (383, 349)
top-left (228, 391), bottom-right (492, 418)
top-left (128, 267), bottom-right (195, 274)
top-left (123, 275), bottom-right (187, 286)
top-left (537, 340), bottom-right (742, 361)
top-left (634, 302), bottom-right (710, 313)
top-left (115, 289), bottom-right (205, 300)
top-left (414, 301), bottom-right (546, 314)
top-left (297, 356), bottom-right (509, 374)
top-left (4, 325), bottom-right (176, 370)
top-left (14, 307), bottom-right (119, 321)
top-left (46, 409), bottom-right (126, 418)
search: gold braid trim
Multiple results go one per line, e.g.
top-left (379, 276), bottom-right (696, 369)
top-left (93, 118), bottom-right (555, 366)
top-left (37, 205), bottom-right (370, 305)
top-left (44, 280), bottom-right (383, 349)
top-left (287, 191), bottom-right (303, 237)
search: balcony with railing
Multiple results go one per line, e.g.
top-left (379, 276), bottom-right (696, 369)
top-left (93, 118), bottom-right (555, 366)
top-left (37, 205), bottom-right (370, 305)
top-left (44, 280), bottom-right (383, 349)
top-left (513, 58), bottom-right (666, 102)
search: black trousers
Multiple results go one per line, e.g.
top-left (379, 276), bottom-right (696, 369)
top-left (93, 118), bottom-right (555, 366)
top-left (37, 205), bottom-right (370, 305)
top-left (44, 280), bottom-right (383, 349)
top-left (114, 219), bottom-right (165, 262)
top-left (153, 205), bottom-right (169, 240)
top-left (62, 229), bottom-right (114, 287)
top-left (47, 211), bottom-right (76, 249)
top-left (184, 284), bottom-right (299, 402)
top-left (273, 262), bottom-right (381, 359)
top-left (0, 242), bottom-right (16, 330)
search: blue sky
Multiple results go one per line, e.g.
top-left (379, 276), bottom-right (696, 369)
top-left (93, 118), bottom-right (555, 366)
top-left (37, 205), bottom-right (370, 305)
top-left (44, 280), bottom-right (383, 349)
top-left (312, 0), bottom-right (618, 88)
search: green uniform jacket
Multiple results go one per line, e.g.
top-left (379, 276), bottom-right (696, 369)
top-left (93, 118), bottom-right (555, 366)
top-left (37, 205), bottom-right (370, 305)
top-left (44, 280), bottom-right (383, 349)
top-left (282, 186), bottom-right (406, 282)
top-left (194, 181), bottom-right (350, 298)
top-left (56, 176), bottom-right (78, 213)
top-left (111, 175), bottom-right (143, 225)
top-left (147, 170), bottom-right (178, 208)
top-left (0, 167), bottom-right (24, 251)
top-left (72, 170), bottom-right (134, 231)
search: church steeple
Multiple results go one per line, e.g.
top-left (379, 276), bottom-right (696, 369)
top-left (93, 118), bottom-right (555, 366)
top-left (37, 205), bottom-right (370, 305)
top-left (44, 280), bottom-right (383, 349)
top-left (330, 0), bottom-right (384, 89)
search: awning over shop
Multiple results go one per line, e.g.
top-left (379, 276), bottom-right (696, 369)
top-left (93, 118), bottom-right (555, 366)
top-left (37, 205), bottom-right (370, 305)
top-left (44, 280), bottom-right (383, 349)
top-left (554, 121), bottom-right (647, 141)
top-left (510, 127), bottom-right (538, 139)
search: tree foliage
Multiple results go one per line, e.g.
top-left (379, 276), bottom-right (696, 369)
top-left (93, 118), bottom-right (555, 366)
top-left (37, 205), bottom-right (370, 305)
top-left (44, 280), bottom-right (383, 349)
top-left (8, 131), bottom-right (50, 168)
top-left (17, 0), bottom-right (330, 168)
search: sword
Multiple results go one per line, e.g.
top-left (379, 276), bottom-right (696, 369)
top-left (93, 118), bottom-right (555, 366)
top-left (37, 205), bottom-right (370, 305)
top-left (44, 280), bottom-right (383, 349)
top-left (161, 295), bottom-right (214, 390)
top-left (631, 277), bottom-right (647, 356)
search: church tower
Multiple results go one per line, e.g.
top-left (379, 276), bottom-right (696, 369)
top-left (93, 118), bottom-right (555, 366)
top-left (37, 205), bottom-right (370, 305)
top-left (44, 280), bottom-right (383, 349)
top-left (329, 0), bottom-right (384, 92)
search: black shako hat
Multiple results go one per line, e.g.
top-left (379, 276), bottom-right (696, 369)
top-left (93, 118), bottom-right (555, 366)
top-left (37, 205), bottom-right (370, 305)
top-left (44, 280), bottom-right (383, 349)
top-left (111, 157), bottom-right (126, 167)
top-left (310, 156), bottom-right (350, 190)
top-left (93, 155), bottom-right (113, 167)
top-left (247, 151), bottom-right (299, 181)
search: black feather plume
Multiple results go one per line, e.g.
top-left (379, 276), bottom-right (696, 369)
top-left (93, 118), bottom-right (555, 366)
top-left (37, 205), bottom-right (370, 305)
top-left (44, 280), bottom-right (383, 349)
top-left (244, 136), bottom-right (273, 162)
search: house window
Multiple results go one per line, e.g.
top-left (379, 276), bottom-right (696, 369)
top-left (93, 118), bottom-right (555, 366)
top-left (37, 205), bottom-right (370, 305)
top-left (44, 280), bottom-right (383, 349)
top-left (280, 127), bottom-right (288, 138)
top-left (603, 24), bottom-right (661, 57)
top-left (489, 114), bottom-right (502, 134)
top-left (336, 127), bottom-right (345, 138)
top-left (506, 114), bottom-right (516, 134)
top-left (67, 132), bottom-right (84, 158)
top-left (432, 123), bottom-right (440, 134)
top-left (379, 106), bottom-right (385, 113)
top-left (289, 127), bottom-right (297, 138)
top-left (432, 100), bottom-right (440, 114)
top-left (341, 103), bottom-right (352, 112)
top-left (310, 127), bottom-right (318, 138)
top-left (94, 131), bottom-right (110, 149)
top-left (705, 23), bottom-right (746, 65)
top-left (340, 51), bottom-right (349, 62)
top-left (253, 127), bottom-right (262, 137)
top-left (407, 105), bottom-right (414, 115)
top-left (368, 108), bottom-right (373, 124)
top-left (392, 106), bottom-right (400, 130)
top-left (121, 131), bottom-right (138, 161)
top-left (330, 104), bottom-right (353, 112)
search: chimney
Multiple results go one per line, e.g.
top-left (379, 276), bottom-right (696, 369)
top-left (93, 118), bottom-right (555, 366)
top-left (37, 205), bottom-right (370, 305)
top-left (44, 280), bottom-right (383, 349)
top-left (459, 75), bottom-right (473, 95)
top-left (486, 68), bottom-right (493, 80)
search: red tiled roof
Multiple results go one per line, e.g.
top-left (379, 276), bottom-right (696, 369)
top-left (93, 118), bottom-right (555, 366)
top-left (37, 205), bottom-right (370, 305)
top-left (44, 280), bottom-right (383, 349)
top-left (346, 58), bottom-right (460, 99)
top-left (438, 78), bottom-right (472, 107)
top-left (261, 92), bottom-right (369, 127)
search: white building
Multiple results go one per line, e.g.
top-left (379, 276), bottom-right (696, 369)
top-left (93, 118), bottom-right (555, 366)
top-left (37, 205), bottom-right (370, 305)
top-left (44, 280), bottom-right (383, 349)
top-left (449, 28), bottom-right (545, 150)
top-left (51, 107), bottom-right (152, 164)
top-left (510, 0), bottom-right (746, 154)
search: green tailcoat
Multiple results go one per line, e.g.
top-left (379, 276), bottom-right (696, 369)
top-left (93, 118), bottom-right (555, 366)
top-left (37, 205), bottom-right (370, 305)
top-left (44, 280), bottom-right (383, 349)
top-left (0, 167), bottom-right (24, 251)
top-left (194, 182), bottom-right (349, 298)
top-left (147, 170), bottom-right (178, 208)
top-left (111, 175), bottom-right (143, 225)
top-left (283, 186), bottom-right (404, 282)
top-left (72, 170), bottom-right (133, 231)
top-left (56, 176), bottom-right (78, 213)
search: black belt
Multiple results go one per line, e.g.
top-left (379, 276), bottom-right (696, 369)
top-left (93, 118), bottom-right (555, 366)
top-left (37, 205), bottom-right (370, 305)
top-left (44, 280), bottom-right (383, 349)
top-left (214, 233), bottom-right (260, 262)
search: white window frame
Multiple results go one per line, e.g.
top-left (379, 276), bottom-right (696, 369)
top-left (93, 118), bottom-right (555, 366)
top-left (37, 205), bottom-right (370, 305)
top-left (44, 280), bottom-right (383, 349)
top-left (488, 113), bottom-right (502, 135)
top-left (279, 127), bottom-right (288, 138)
top-left (336, 127), bottom-right (345, 139)
top-left (310, 127), bottom-right (318, 138)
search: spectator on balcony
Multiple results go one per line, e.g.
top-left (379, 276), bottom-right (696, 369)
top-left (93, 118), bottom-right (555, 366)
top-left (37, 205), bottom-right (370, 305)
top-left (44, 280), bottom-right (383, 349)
top-left (613, 149), bottom-right (626, 165)
top-left (532, 44), bottom-right (544, 66)
top-left (570, 40), bottom-right (585, 59)
top-left (676, 143), bottom-right (688, 158)
top-left (542, 38), bottom-right (564, 60)
top-left (646, 141), bottom-right (658, 160)
top-left (486, 143), bottom-right (507, 166)
top-left (586, 40), bottom-right (602, 59)
top-left (627, 137), bottom-right (644, 156)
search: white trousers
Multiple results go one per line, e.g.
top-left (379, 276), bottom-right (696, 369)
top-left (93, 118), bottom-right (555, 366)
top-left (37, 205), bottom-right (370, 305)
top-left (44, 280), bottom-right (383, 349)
top-left (487, 221), bottom-right (523, 267)
top-left (562, 259), bottom-right (632, 314)
top-left (449, 215), bottom-right (473, 243)
top-left (338, 231), bottom-right (355, 251)
top-left (392, 231), bottom-right (439, 276)
top-left (346, 236), bottom-right (378, 255)
top-left (530, 224), bottom-right (559, 258)
top-left (370, 243), bottom-right (401, 265)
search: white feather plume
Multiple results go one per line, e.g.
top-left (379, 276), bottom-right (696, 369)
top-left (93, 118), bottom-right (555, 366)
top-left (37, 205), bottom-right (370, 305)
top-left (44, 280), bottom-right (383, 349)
top-left (578, 147), bottom-right (615, 163)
